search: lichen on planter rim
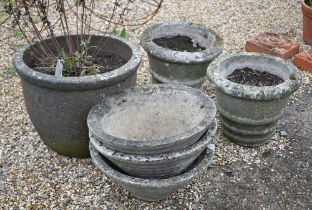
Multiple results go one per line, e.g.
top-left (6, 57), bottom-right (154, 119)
top-left (207, 52), bottom-right (302, 146)
top-left (13, 34), bottom-right (142, 91)
top-left (207, 52), bottom-right (302, 101)
top-left (87, 84), bottom-right (217, 155)
top-left (140, 21), bottom-right (224, 64)
top-left (139, 21), bottom-right (224, 88)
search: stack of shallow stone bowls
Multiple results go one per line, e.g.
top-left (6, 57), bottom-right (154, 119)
top-left (87, 84), bottom-right (217, 201)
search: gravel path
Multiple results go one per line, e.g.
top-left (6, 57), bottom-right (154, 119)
top-left (1, 0), bottom-right (312, 209)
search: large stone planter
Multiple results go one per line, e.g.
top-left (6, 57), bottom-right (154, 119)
top-left (13, 34), bottom-right (141, 157)
top-left (207, 52), bottom-right (301, 146)
top-left (139, 21), bottom-right (224, 88)
top-left (89, 120), bottom-right (217, 178)
top-left (87, 84), bottom-right (217, 155)
top-left (90, 142), bottom-right (214, 201)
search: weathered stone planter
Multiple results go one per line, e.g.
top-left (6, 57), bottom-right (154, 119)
top-left (13, 34), bottom-right (141, 157)
top-left (90, 142), bottom-right (214, 201)
top-left (89, 120), bottom-right (217, 178)
top-left (87, 84), bottom-right (216, 155)
top-left (139, 21), bottom-right (224, 88)
top-left (207, 52), bottom-right (301, 146)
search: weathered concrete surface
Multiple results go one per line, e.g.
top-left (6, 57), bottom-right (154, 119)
top-left (140, 21), bottom-right (224, 88)
top-left (207, 52), bottom-right (302, 146)
top-left (90, 143), bottom-right (215, 202)
top-left (88, 84), bottom-right (216, 155)
top-left (199, 87), bottom-right (312, 209)
top-left (13, 35), bottom-right (141, 158)
top-left (90, 121), bottom-right (216, 178)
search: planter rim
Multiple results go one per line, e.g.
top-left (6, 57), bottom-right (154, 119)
top-left (87, 84), bottom-right (217, 154)
top-left (207, 52), bottom-right (302, 100)
top-left (13, 34), bottom-right (141, 91)
top-left (90, 120), bottom-right (217, 163)
top-left (302, 0), bottom-right (312, 17)
top-left (90, 142), bottom-right (213, 188)
top-left (139, 21), bottom-right (224, 64)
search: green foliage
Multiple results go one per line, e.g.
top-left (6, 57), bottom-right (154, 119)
top-left (60, 50), bottom-right (82, 73)
top-left (12, 28), bottom-right (22, 38)
top-left (59, 37), bottom-right (100, 76)
top-left (306, 0), bottom-right (312, 6)
top-left (289, 73), bottom-right (297, 80)
top-left (32, 15), bottom-right (41, 24)
top-left (15, 43), bottom-right (23, 49)
top-left (113, 28), bottom-right (128, 38)
top-left (4, 65), bottom-right (16, 77)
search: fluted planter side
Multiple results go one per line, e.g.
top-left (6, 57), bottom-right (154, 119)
top-left (90, 120), bottom-right (217, 178)
top-left (90, 142), bottom-right (214, 201)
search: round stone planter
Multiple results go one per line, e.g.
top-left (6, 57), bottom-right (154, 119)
top-left (90, 120), bottom-right (217, 178)
top-left (207, 52), bottom-right (301, 146)
top-left (139, 21), bottom-right (224, 88)
top-left (13, 34), bottom-right (141, 157)
top-left (90, 142), bottom-right (214, 201)
top-left (301, 0), bottom-right (312, 45)
top-left (87, 84), bottom-right (217, 155)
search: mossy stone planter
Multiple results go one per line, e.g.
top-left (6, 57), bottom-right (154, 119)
top-left (89, 120), bottom-right (217, 178)
top-left (140, 21), bottom-right (224, 88)
top-left (87, 84), bottom-right (217, 155)
top-left (90, 142), bottom-right (214, 201)
top-left (13, 34), bottom-right (141, 157)
top-left (207, 52), bottom-right (301, 146)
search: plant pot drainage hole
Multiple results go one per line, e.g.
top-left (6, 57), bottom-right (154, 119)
top-left (227, 67), bottom-right (284, 86)
top-left (153, 35), bottom-right (206, 52)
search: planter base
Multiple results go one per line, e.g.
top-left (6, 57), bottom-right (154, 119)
top-left (221, 125), bottom-right (275, 147)
top-left (219, 115), bottom-right (276, 146)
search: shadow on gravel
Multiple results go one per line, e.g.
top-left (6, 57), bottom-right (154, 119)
top-left (200, 88), bottom-right (312, 209)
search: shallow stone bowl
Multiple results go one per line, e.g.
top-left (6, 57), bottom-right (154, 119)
top-left (90, 120), bottom-right (217, 178)
top-left (87, 84), bottom-right (216, 154)
top-left (90, 143), bottom-right (214, 201)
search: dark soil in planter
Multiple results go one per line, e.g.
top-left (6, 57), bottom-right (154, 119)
top-left (227, 67), bottom-right (284, 86)
top-left (153, 35), bottom-right (206, 52)
top-left (31, 52), bottom-right (127, 77)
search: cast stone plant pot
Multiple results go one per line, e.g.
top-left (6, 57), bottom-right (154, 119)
top-left (13, 34), bottom-right (141, 158)
top-left (90, 142), bottom-right (214, 201)
top-left (302, 0), bottom-right (312, 45)
top-left (207, 52), bottom-right (301, 146)
top-left (89, 120), bottom-right (217, 178)
top-left (87, 84), bottom-right (217, 155)
top-left (139, 21), bottom-right (224, 88)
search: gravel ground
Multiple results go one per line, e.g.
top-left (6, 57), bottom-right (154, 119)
top-left (1, 0), bottom-right (312, 209)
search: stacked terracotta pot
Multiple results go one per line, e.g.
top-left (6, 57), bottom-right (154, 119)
top-left (87, 84), bottom-right (217, 201)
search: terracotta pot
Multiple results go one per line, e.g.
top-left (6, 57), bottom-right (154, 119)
top-left (302, 0), bottom-right (312, 45)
